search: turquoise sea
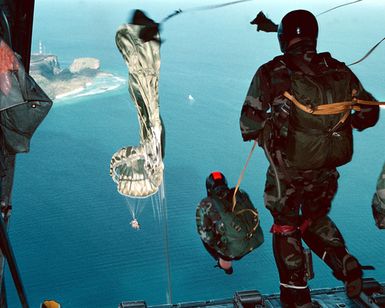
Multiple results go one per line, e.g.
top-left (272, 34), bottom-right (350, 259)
top-left (4, 0), bottom-right (385, 307)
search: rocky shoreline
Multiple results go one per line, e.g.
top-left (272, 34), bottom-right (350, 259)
top-left (30, 54), bottom-right (124, 101)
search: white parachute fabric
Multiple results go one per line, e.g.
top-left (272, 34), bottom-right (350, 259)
top-left (110, 24), bottom-right (164, 198)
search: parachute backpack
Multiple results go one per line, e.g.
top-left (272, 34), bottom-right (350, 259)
top-left (196, 172), bottom-right (264, 259)
top-left (282, 54), bottom-right (356, 170)
top-left (281, 52), bottom-right (385, 170)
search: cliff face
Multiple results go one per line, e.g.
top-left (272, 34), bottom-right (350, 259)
top-left (30, 55), bottom-right (102, 99)
top-left (29, 54), bottom-right (125, 101)
top-left (69, 57), bottom-right (100, 74)
top-left (30, 54), bottom-right (100, 99)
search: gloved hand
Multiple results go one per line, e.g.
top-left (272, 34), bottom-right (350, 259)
top-left (241, 131), bottom-right (259, 142)
top-left (372, 193), bottom-right (385, 229)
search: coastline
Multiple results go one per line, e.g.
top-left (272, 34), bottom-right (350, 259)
top-left (53, 73), bottom-right (126, 102)
top-left (55, 86), bottom-right (85, 100)
top-left (30, 54), bottom-right (126, 102)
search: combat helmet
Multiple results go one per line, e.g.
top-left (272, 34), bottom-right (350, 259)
top-left (277, 9), bottom-right (318, 53)
top-left (206, 171), bottom-right (228, 196)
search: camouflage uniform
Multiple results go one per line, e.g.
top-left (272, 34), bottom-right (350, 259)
top-left (196, 195), bottom-right (231, 261)
top-left (372, 162), bottom-right (385, 229)
top-left (240, 40), bottom-right (379, 305)
top-left (196, 188), bottom-right (263, 261)
top-left (196, 195), bottom-right (237, 262)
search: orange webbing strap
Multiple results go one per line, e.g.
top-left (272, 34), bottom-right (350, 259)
top-left (232, 139), bottom-right (257, 212)
top-left (353, 98), bottom-right (385, 106)
top-left (283, 91), bottom-right (361, 115)
top-left (284, 91), bottom-right (385, 115)
top-left (329, 109), bottom-right (350, 132)
top-left (235, 208), bottom-right (260, 232)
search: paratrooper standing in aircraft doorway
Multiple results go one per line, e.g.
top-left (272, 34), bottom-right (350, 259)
top-left (240, 9), bottom-right (380, 307)
top-left (372, 162), bottom-right (385, 229)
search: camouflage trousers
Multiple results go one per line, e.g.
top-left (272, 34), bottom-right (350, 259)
top-left (264, 165), bottom-right (353, 305)
top-left (264, 165), bottom-right (339, 226)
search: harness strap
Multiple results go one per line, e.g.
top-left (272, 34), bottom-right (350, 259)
top-left (271, 219), bottom-right (311, 235)
top-left (353, 97), bottom-right (385, 106)
top-left (270, 224), bottom-right (297, 235)
top-left (235, 208), bottom-right (260, 235)
top-left (284, 91), bottom-right (385, 115)
top-left (283, 91), bottom-right (361, 115)
top-left (330, 110), bottom-right (350, 132)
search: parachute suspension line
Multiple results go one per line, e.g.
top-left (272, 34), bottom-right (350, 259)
top-left (232, 140), bottom-right (257, 212)
top-left (316, 0), bottom-right (363, 17)
top-left (124, 197), bottom-right (136, 219)
top-left (160, 0), bottom-right (254, 23)
top-left (151, 194), bottom-right (158, 222)
top-left (348, 37), bottom-right (385, 66)
top-left (136, 199), bottom-right (145, 218)
top-left (151, 193), bottom-right (162, 224)
top-left (316, 2), bottom-right (384, 67)
top-left (146, 179), bottom-right (165, 224)
top-left (124, 197), bottom-right (144, 220)
top-left (156, 178), bottom-right (173, 304)
top-left (235, 208), bottom-right (260, 232)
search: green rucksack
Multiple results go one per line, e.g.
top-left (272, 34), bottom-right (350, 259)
top-left (283, 54), bottom-right (354, 170)
top-left (196, 189), bottom-right (264, 259)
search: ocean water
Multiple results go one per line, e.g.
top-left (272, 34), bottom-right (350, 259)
top-left (4, 0), bottom-right (385, 307)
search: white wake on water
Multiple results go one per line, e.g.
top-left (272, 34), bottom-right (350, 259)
top-left (54, 73), bottom-right (126, 102)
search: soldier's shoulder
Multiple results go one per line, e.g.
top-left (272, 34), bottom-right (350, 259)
top-left (251, 55), bottom-right (288, 79)
top-left (261, 55), bottom-right (287, 71)
top-left (317, 52), bottom-right (349, 69)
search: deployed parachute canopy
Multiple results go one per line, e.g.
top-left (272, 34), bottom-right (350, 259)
top-left (110, 13), bottom-right (165, 227)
